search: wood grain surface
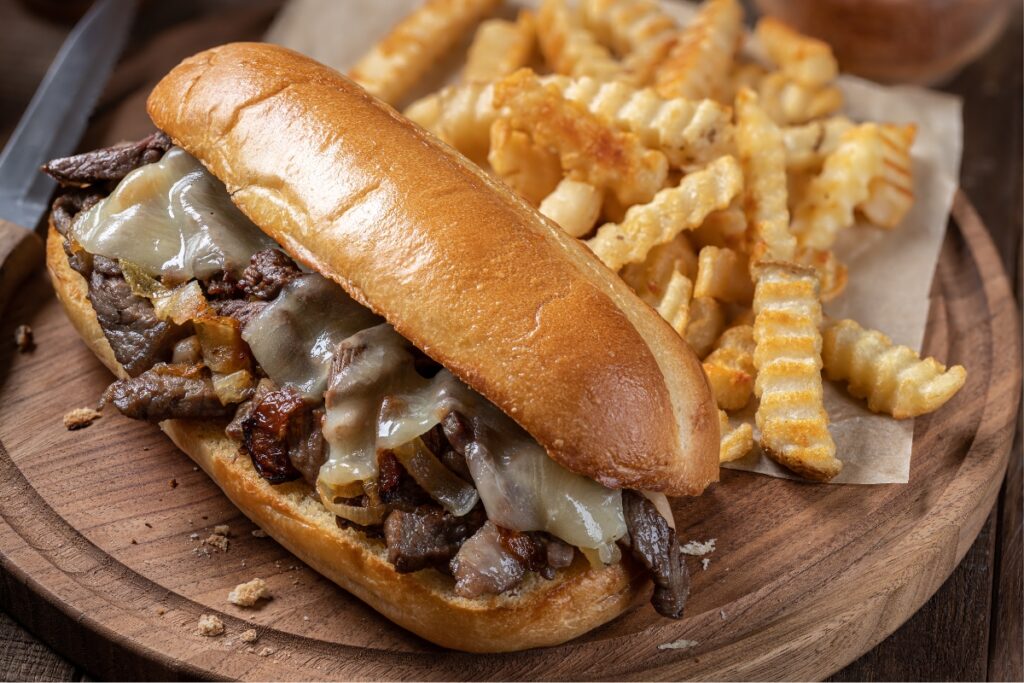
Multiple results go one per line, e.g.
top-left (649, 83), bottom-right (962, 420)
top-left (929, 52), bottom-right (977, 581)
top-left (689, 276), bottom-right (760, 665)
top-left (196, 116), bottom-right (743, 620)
top-left (0, 191), bottom-right (1017, 681)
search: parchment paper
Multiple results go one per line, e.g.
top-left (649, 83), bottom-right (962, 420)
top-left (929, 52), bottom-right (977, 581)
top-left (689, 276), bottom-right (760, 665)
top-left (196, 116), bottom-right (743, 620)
top-left (266, 0), bottom-right (963, 485)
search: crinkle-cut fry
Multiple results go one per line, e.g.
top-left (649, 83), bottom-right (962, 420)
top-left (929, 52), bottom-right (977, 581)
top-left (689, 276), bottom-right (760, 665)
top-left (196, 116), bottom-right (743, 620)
top-left (544, 75), bottom-right (735, 170)
top-left (537, 0), bottom-right (625, 81)
top-left (794, 246), bottom-right (847, 302)
top-left (655, 270), bottom-right (694, 335)
top-left (721, 60), bottom-right (768, 105)
top-left (586, 155), bottom-right (742, 270)
top-left (694, 246), bottom-right (753, 304)
top-left (620, 233), bottom-right (698, 307)
top-left (822, 319), bottom-right (966, 419)
top-left (463, 12), bottom-right (537, 83)
top-left (689, 205), bottom-right (747, 251)
top-left (858, 123), bottom-right (917, 229)
top-left (791, 123), bottom-right (884, 250)
top-left (782, 116), bottom-right (855, 172)
top-left (654, 0), bottom-right (743, 102)
top-left (685, 295), bottom-right (726, 358)
top-left (581, 0), bottom-right (677, 56)
top-left (754, 17), bottom-right (838, 88)
top-left (735, 88), bottom-right (796, 261)
top-left (348, 0), bottom-right (500, 105)
top-left (404, 82), bottom-right (497, 164)
top-left (703, 325), bottom-right (756, 410)
top-left (752, 261), bottom-right (840, 482)
top-left (493, 69), bottom-right (668, 206)
top-left (487, 118), bottom-right (563, 205)
top-left (719, 409), bottom-right (754, 463)
top-left (757, 72), bottom-right (843, 126)
top-left (539, 178), bottom-right (604, 238)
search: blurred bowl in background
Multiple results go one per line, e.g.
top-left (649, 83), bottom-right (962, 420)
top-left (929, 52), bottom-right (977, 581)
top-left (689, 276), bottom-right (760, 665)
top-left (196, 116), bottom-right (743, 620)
top-left (753, 0), bottom-right (1013, 85)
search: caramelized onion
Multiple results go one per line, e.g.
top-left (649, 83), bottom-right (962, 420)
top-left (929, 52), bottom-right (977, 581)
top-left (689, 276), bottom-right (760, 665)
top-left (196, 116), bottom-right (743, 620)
top-left (152, 281), bottom-right (209, 325)
top-left (212, 369), bottom-right (256, 405)
top-left (317, 480), bottom-right (390, 527)
top-left (195, 316), bottom-right (250, 374)
top-left (392, 439), bottom-right (479, 516)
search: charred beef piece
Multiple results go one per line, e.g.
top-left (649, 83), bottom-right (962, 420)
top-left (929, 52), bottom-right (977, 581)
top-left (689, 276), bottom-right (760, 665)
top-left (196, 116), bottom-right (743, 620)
top-left (239, 249), bottom-right (302, 300)
top-left (377, 451), bottom-right (433, 511)
top-left (103, 363), bottom-right (234, 421)
top-left (288, 407), bottom-right (327, 486)
top-left (450, 521), bottom-right (526, 597)
top-left (87, 255), bottom-right (182, 376)
top-left (214, 298), bottom-right (268, 327)
top-left (383, 505), bottom-right (486, 573)
top-left (621, 490), bottom-right (690, 619)
top-left (204, 271), bottom-right (244, 300)
top-left (239, 385), bottom-right (307, 484)
top-left (42, 132), bottom-right (172, 187)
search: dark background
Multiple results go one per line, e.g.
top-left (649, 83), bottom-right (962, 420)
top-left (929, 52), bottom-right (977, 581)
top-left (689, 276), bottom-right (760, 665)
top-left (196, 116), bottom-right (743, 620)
top-left (0, 0), bottom-right (1020, 680)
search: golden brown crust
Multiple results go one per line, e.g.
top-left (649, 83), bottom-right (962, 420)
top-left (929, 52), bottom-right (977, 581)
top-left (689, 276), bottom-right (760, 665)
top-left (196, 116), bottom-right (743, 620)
top-left (46, 224), bottom-right (647, 652)
top-left (145, 42), bottom-right (719, 496)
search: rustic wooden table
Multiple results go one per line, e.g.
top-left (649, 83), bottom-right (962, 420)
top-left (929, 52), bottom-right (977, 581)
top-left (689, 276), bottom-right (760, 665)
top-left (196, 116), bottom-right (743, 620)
top-left (0, 1), bottom-right (1019, 681)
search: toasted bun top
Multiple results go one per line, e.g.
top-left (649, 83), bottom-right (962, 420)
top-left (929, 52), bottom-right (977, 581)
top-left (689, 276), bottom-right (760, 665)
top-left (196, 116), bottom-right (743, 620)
top-left (147, 42), bottom-right (718, 496)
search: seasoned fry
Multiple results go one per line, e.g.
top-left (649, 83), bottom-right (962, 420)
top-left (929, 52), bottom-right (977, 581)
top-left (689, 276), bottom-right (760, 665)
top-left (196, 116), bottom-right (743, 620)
top-left (539, 178), bottom-right (604, 237)
top-left (754, 17), bottom-right (838, 88)
top-left (464, 12), bottom-right (537, 83)
top-left (404, 82), bottom-right (497, 164)
top-left (493, 69), bottom-right (668, 206)
top-left (719, 409), bottom-right (754, 463)
top-left (735, 88), bottom-right (796, 261)
top-left (791, 123), bottom-right (884, 249)
top-left (581, 0), bottom-right (677, 83)
top-left (487, 118), bottom-right (563, 205)
top-left (752, 261), bottom-right (840, 482)
top-left (757, 72), bottom-right (843, 126)
top-left (349, 0), bottom-right (501, 105)
top-left (782, 116), bottom-right (855, 172)
top-left (620, 233), bottom-right (698, 306)
top-left (703, 324), bottom-right (756, 410)
top-left (654, 0), bottom-right (743, 101)
top-left (586, 155), bottom-right (741, 270)
top-left (858, 124), bottom-right (917, 229)
top-left (822, 318), bottom-right (966, 419)
top-left (545, 75), bottom-right (735, 170)
top-left (684, 296), bottom-right (726, 358)
top-left (794, 246), bottom-right (847, 302)
top-left (655, 270), bottom-right (694, 335)
top-left (694, 246), bottom-right (753, 304)
top-left (537, 0), bottom-right (625, 81)
top-left (689, 205), bottom-right (747, 251)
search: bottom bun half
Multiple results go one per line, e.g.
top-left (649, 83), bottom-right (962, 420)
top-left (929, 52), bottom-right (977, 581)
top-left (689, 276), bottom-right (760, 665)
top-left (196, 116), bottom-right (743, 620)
top-left (46, 226), bottom-right (648, 652)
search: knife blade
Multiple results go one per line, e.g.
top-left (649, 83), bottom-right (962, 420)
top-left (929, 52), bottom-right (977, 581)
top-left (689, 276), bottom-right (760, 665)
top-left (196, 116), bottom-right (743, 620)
top-left (0, 0), bottom-right (135, 315)
top-left (0, 0), bottom-right (136, 230)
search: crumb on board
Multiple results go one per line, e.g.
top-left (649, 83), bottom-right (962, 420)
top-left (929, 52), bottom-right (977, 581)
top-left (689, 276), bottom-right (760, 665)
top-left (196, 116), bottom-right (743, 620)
top-left (228, 578), bottom-right (271, 607)
top-left (169, 478), bottom-right (178, 489)
top-left (189, 532), bottom-right (200, 541)
top-left (720, 609), bottom-right (727, 620)
top-left (257, 646), bottom-right (275, 657)
top-left (155, 607), bottom-right (166, 616)
top-left (251, 529), bottom-right (267, 538)
top-left (213, 524), bottom-right (231, 536)
top-left (240, 629), bottom-right (259, 644)
top-left (63, 407), bottom-right (101, 431)
top-left (14, 324), bottom-right (34, 353)
top-left (680, 538), bottom-right (716, 556)
top-left (658, 638), bottom-right (698, 651)
top-left (701, 558), bottom-right (711, 571)
top-left (197, 614), bottom-right (224, 637)
top-left (204, 534), bottom-right (229, 552)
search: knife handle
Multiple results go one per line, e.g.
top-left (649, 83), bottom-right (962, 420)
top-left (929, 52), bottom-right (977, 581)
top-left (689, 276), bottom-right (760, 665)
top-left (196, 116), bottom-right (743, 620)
top-left (0, 220), bottom-right (44, 315)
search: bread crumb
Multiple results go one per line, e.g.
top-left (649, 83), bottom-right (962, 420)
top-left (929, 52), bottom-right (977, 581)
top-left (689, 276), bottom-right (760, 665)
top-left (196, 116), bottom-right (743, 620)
top-left (197, 614), bottom-right (224, 637)
top-left (169, 478), bottom-right (178, 489)
top-left (680, 538), bottom-right (716, 556)
top-left (720, 609), bottom-right (727, 620)
top-left (240, 629), bottom-right (259, 643)
top-left (155, 607), bottom-right (166, 616)
top-left (63, 407), bottom-right (101, 431)
top-left (130, 539), bottom-right (137, 545)
top-left (228, 578), bottom-right (271, 607)
top-left (204, 534), bottom-right (229, 552)
top-left (14, 324), bottom-right (34, 352)
top-left (302, 615), bottom-right (309, 622)
top-left (658, 638), bottom-right (698, 651)
top-left (251, 529), bottom-right (267, 538)
top-left (701, 558), bottom-right (711, 571)
top-left (213, 524), bottom-right (231, 536)
top-left (189, 532), bottom-right (200, 541)
top-left (257, 646), bottom-right (275, 657)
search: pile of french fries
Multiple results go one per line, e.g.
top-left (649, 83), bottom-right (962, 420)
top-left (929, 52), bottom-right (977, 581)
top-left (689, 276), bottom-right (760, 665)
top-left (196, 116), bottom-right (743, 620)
top-left (348, 0), bottom-right (967, 482)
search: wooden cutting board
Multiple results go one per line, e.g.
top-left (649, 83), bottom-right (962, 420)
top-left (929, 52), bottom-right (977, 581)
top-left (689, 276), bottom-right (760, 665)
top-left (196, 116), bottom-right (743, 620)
top-left (0, 192), bottom-right (1018, 681)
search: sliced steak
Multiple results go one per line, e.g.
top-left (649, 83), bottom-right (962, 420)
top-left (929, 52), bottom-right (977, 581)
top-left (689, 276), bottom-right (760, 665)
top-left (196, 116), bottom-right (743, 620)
top-left (214, 298), bottom-right (268, 327)
top-left (377, 451), bottom-right (432, 511)
top-left (383, 505), bottom-right (485, 573)
top-left (421, 422), bottom-right (471, 481)
top-left (103, 363), bottom-right (233, 421)
top-left (88, 255), bottom-right (182, 376)
top-left (51, 190), bottom-right (103, 238)
top-left (451, 522), bottom-right (527, 598)
top-left (287, 407), bottom-right (327, 486)
top-left (239, 249), bottom-right (302, 300)
top-left (622, 490), bottom-right (690, 619)
top-left (239, 385), bottom-right (306, 484)
top-left (42, 132), bottom-right (172, 187)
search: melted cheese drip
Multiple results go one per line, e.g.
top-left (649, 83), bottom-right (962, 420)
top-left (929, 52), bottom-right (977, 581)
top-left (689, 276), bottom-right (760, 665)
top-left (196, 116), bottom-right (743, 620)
top-left (70, 147), bottom-right (275, 280)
